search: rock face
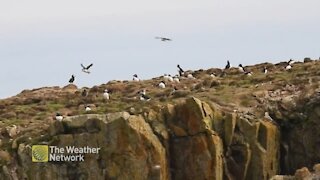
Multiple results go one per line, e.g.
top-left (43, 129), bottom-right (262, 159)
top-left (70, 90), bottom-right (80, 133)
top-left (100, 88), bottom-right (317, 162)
top-left (0, 97), bottom-right (281, 180)
top-left (4, 112), bottom-right (168, 180)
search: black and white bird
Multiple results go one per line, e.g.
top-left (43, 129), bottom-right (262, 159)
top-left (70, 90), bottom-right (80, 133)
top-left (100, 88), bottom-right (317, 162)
top-left (159, 81), bottom-right (166, 88)
top-left (238, 64), bottom-right (245, 72)
top-left (225, 60), bottom-right (231, 69)
top-left (81, 63), bottom-right (93, 74)
top-left (245, 71), bottom-right (253, 76)
top-left (138, 90), bottom-right (150, 101)
top-left (288, 59), bottom-right (295, 65)
top-left (155, 37), bottom-right (172, 42)
top-left (263, 67), bottom-right (268, 74)
top-left (133, 74), bottom-right (140, 81)
top-left (103, 89), bottom-right (110, 100)
top-left (173, 75), bottom-right (180, 83)
top-left (210, 73), bottom-right (216, 78)
top-left (285, 63), bottom-right (292, 70)
top-left (163, 74), bottom-right (173, 82)
top-left (69, 75), bottom-right (75, 84)
top-left (85, 105), bottom-right (92, 112)
top-left (177, 64), bottom-right (184, 76)
top-left (55, 113), bottom-right (63, 121)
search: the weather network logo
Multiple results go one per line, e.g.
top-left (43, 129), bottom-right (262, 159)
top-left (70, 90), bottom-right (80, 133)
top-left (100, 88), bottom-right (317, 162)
top-left (32, 145), bottom-right (49, 162)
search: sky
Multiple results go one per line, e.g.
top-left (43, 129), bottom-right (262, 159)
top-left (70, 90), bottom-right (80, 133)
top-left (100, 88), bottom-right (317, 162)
top-left (0, 0), bottom-right (319, 99)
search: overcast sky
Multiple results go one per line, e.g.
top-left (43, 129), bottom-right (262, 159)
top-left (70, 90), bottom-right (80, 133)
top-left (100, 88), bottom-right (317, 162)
top-left (0, 0), bottom-right (319, 99)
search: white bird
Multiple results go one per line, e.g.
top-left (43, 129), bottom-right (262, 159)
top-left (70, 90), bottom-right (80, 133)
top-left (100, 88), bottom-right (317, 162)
top-left (173, 76), bottom-right (180, 83)
top-left (210, 73), bottom-right (216, 78)
top-left (263, 67), bottom-right (268, 74)
top-left (55, 113), bottom-right (63, 121)
top-left (81, 63), bottom-right (93, 74)
top-left (238, 64), bottom-right (245, 72)
top-left (167, 75), bottom-right (174, 82)
top-left (85, 106), bottom-right (92, 111)
top-left (133, 74), bottom-right (140, 81)
top-left (159, 81), bottom-right (166, 88)
top-left (285, 64), bottom-right (292, 70)
top-left (139, 89), bottom-right (146, 95)
top-left (245, 71), bottom-right (253, 76)
top-left (103, 89), bottom-right (110, 100)
top-left (138, 89), bottom-right (150, 101)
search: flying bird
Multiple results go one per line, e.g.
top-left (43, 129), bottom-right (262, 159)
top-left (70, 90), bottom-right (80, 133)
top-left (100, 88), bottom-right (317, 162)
top-left (69, 75), bottom-right (75, 84)
top-left (81, 63), bottom-right (93, 74)
top-left (155, 37), bottom-right (172, 42)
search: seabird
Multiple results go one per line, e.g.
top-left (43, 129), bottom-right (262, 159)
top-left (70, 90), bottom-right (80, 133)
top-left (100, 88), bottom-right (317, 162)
top-left (139, 89), bottom-right (146, 95)
top-left (81, 63), bottom-right (93, 74)
top-left (55, 113), bottom-right (63, 121)
top-left (238, 64), bottom-right (245, 72)
top-left (138, 90), bottom-right (150, 101)
top-left (69, 75), bottom-right (75, 84)
top-left (155, 37), bottom-right (172, 42)
top-left (288, 59), bottom-right (295, 65)
top-left (103, 89), bottom-right (110, 100)
top-left (177, 64), bottom-right (184, 76)
top-left (245, 71), bottom-right (253, 76)
top-left (285, 63), bottom-right (292, 70)
top-left (159, 81), bottom-right (166, 88)
top-left (225, 60), bottom-right (231, 69)
top-left (163, 74), bottom-right (173, 82)
top-left (85, 106), bottom-right (92, 112)
top-left (140, 94), bottom-right (151, 101)
top-left (133, 74), bottom-right (140, 81)
top-left (263, 67), bottom-right (268, 74)
top-left (173, 76), bottom-right (180, 83)
top-left (210, 73), bottom-right (216, 78)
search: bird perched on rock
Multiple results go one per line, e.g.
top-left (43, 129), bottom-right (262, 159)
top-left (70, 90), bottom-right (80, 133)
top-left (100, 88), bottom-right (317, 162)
top-left (173, 75), bottom-right (180, 83)
top-left (155, 37), bottom-right (172, 42)
top-left (103, 89), bottom-right (110, 100)
top-left (81, 63), bottom-right (93, 74)
top-left (225, 60), bottom-right (231, 69)
top-left (288, 59), bottom-right (295, 65)
top-left (69, 75), bottom-right (75, 84)
top-left (133, 74), bottom-right (140, 81)
top-left (245, 71), bottom-right (253, 76)
top-left (55, 113), bottom-right (63, 121)
top-left (85, 106), bottom-right (92, 112)
top-left (177, 64), bottom-right (184, 76)
top-left (139, 91), bottom-right (151, 101)
top-left (159, 81), bottom-right (166, 88)
top-left (238, 64), bottom-right (245, 72)
top-left (263, 67), bottom-right (268, 74)
top-left (285, 63), bottom-right (292, 70)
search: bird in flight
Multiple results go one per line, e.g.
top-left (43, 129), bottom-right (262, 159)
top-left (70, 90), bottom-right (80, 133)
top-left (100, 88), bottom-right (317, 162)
top-left (81, 63), bottom-right (93, 74)
top-left (155, 37), bottom-right (172, 42)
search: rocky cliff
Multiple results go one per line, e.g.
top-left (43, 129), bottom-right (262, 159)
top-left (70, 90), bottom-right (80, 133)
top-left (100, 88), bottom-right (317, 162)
top-left (1, 59), bottom-right (320, 180)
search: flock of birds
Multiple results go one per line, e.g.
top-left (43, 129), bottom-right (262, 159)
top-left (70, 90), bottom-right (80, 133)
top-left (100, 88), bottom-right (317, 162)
top-left (56, 36), bottom-right (299, 121)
